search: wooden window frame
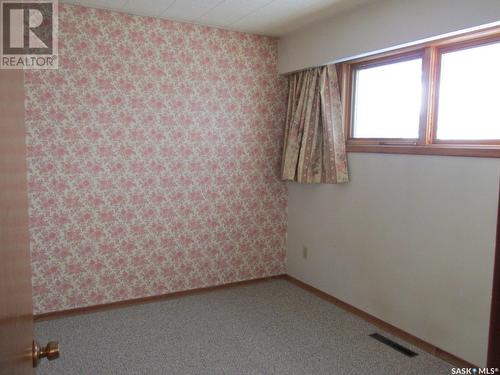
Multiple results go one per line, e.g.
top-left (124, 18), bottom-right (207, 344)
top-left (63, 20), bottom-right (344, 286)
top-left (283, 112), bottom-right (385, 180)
top-left (341, 26), bottom-right (500, 158)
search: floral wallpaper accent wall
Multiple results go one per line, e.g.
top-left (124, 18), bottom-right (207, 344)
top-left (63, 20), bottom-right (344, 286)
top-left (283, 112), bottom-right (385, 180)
top-left (25, 4), bottom-right (287, 314)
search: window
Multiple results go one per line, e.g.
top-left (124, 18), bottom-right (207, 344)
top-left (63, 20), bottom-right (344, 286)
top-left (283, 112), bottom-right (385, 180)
top-left (352, 56), bottom-right (422, 140)
top-left (436, 42), bottom-right (500, 141)
top-left (342, 27), bottom-right (500, 157)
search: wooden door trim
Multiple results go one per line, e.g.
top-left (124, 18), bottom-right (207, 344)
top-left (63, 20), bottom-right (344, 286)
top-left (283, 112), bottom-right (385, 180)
top-left (487, 183), bottom-right (500, 367)
top-left (0, 69), bottom-right (34, 375)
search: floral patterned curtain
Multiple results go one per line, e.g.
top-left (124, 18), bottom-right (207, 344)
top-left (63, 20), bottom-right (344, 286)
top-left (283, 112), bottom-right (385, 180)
top-left (281, 64), bottom-right (349, 184)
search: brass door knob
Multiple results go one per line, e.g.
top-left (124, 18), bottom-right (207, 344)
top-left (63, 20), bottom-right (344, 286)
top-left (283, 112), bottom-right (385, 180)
top-left (32, 340), bottom-right (60, 367)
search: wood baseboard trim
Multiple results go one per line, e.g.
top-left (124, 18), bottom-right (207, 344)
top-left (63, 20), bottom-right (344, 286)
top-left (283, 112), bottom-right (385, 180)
top-left (34, 273), bottom-right (477, 368)
top-left (34, 274), bottom-right (287, 322)
top-left (283, 275), bottom-right (477, 369)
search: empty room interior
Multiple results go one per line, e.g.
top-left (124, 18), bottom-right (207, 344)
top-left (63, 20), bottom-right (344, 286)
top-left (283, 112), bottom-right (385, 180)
top-left (1, 0), bottom-right (500, 374)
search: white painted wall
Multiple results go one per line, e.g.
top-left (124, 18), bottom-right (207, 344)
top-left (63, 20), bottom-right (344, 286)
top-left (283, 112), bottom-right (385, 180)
top-left (280, 0), bottom-right (500, 366)
top-left (287, 154), bottom-right (499, 366)
top-left (278, 0), bottom-right (500, 73)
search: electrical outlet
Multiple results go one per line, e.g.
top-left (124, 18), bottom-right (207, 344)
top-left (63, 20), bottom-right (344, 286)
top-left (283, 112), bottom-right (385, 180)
top-left (302, 246), bottom-right (308, 259)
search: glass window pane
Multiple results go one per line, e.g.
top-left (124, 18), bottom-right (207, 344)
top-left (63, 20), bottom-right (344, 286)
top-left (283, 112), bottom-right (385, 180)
top-left (436, 41), bottom-right (500, 140)
top-left (353, 58), bottom-right (422, 139)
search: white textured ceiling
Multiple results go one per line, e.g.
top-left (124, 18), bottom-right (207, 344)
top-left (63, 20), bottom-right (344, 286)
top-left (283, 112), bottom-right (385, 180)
top-left (61, 0), bottom-right (376, 36)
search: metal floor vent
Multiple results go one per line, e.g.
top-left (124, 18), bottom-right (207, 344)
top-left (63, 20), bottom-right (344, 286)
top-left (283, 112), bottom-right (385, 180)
top-left (369, 333), bottom-right (418, 357)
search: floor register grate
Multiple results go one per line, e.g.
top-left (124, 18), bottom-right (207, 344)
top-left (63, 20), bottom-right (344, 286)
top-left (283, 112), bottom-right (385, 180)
top-left (369, 333), bottom-right (418, 357)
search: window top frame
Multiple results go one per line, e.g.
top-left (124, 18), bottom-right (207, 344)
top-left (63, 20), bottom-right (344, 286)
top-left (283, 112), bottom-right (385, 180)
top-left (341, 25), bottom-right (500, 158)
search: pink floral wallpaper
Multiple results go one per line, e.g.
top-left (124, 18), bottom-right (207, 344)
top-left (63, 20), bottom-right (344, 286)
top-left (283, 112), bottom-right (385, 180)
top-left (25, 4), bottom-right (287, 314)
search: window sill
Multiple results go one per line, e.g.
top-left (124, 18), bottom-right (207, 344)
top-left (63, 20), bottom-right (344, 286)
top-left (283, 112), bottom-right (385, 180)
top-left (345, 144), bottom-right (500, 158)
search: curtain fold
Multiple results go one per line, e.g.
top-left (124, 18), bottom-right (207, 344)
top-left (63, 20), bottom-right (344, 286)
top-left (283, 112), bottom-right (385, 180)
top-left (281, 64), bottom-right (349, 184)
